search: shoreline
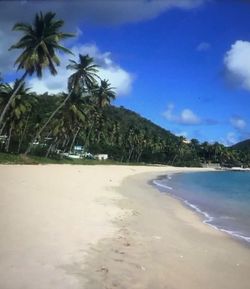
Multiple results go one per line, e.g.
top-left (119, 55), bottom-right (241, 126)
top-left (151, 171), bottom-right (250, 246)
top-left (84, 169), bottom-right (250, 289)
top-left (1, 165), bottom-right (250, 289)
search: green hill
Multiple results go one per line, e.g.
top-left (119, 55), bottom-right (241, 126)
top-left (231, 139), bottom-right (250, 152)
top-left (103, 105), bottom-right (178, 141)
top-left (87, 105), bottom-right (201, 166)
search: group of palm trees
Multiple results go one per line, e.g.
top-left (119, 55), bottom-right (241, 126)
top-left (0, 11), bottom-right (116, 156)
top-left (0, 11), bottom-right (249, 166)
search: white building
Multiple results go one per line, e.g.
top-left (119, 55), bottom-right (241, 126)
top-left (95, 154), bottom-right (108, 160)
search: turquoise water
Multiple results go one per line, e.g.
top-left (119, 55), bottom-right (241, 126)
top-left (153, 171), bottom-right (250, 244)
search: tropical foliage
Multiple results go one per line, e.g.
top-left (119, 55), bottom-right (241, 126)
top-left (0, 11), bottom-right (73, 128)
top-left (0, 11), bottom-right (249, 167)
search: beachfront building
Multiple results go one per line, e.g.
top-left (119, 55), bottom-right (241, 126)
top-left (73, 145), bottom-right (84, 155)
top-left (60, 145), bottom-right (94, 159)
top-left (95, 154), bottom-right (108, 160)
top-left (201, 162), bottom-right (221, 169)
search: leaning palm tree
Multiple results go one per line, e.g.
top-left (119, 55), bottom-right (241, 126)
top-left (0, 11), bottom-right (74, 127)
top-left (0, 81), bottom-right (33, 135)
top-left (0, 83), bottom-right (14, 136)
top-left (25, 54), bottom-right (99, 154)
top-left (0, 83), bottom-right (12, 113)
top-left (1, 81), bottom-right (36, 152)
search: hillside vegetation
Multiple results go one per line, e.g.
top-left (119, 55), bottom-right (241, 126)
top-left (232, 139), bottom-right (250, 152)
top-left (0, 11), bottom-right (250, 167)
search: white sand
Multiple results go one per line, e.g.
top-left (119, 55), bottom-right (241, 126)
top-left (0, 165), bottom-right (170, 289)
top-left (0, 165), bottom-right (249, 289)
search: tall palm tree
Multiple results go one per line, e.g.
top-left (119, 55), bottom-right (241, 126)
top-left (59, 92), bottom-right (88, 153)
top-left (45, 92), bottom-right (93, 157)
top-left (25, 54), bottom-right (99, 154)
top-left (83, 79), bottom-right (115, 150)
top-left (67, 54), bottom-right (100, 94)
top-left (0, 11), bottom-right (74, 127)
top-left (92, 79), bottom-right (116, 108)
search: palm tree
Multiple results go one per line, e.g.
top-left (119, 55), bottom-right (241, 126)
top-left (92, 79), bottom-right (116, 108)
top-left (0, 81), bottom-right (34, 135)
top-left (171, 136), bottom-right (185, 166)
top-left (44, 91), bottom-right (94, 157)
top-left (0, 11), bottom-right (74, 128)
top-left (80, 79), bottom-right (115, 149)
top-left (135, 130), bottom-right (147, 162)
top-left (0, 83), bottom-right (12, 132)
top-left (126, 127), bottom-right (136, 162)
top-left (0, 81), bottom-right (36, 152)
top-left (200, 141), bottom-right (211, 163)
top-left (83, 106), bottom-right (104, 149)
top-left (25, 54), bottom-right (98, 154)
top-left (67, 54), bottom-right (100, 94)
top-left (25, 54), bottom-right (99, 155)
top-left (60, 92), bottom-right (89, 153)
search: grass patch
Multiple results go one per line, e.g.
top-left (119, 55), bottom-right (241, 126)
top-left (0, 152), bottom-right (129, 165)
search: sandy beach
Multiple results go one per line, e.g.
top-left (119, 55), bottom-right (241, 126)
top-left (0, 165), bottom-right (250, 289)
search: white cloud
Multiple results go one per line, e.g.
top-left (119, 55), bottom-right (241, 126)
top-left (196, 42), bottom-right (211, 52)
top-left (221, 117), bottom-right (249, 146)
top-left (230, 116), bottom-right (247, 130)
top-left (181, 109), bottom-right (201, 124)
top-left (0, 1), bottom-right (208, 27)
top-left (28, 44), bottom-right (134, 96)
top-left (163, 103), bottom-right (175, 121)
top-left (0, 0), bottom-right (208, 75)
top-left (224, 40), bottom-right (250, 91)
top-left (163, 104), bottom-right (201, 125)
top-left (226, 132), bottom-right (238, 146)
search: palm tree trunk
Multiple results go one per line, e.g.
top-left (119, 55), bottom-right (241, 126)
top-left (17, 112), bottom-right (30, 153)
top-left (5, 124), bottom-right (13, 152)
top-left (25, 90), bottom-right (72, 155)
top-left (0, 71), bottom-right (28, 128)
top-left (69, 127), bottom-right (80, 152)
top-left (45, 142), bottom-right (53, 158)
top-left (62, 137), bottom-right (70, 153)
top-left (127, 146), bottom-right (134, 162)
top-left (84, 122), bottom-right (94, 149)
top-left (136, 149), bottom-right (143, 162)
top-left (0, 120), bottom-right (7, 136)
top-left (45, 137), bottom-right (58, 158)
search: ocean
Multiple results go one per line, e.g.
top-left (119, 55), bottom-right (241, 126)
top-left (153, 171), bottom-right (250, 244)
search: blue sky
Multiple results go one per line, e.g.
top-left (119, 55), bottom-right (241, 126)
top-left (1, 0), bottom-right (250, 145)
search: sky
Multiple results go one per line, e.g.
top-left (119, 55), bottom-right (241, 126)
top-left (1, 0), bottom-right (250, 145)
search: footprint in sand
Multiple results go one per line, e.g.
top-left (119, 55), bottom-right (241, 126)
top-left (97, 267), bottom-right (109, 274)
top-left (152, 235), bottom-right (162, 240)
top-left (114, 249), bottom-right (125, 255)
top-left (113, 258), bottom-right (124, 262)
